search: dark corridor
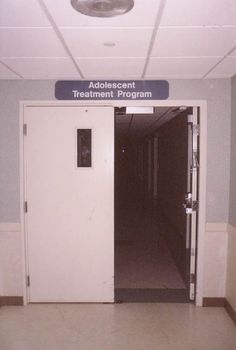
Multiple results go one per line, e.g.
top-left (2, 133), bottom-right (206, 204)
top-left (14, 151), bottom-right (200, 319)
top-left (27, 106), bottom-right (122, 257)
top-left (114, 106), bottom-right (194, 303)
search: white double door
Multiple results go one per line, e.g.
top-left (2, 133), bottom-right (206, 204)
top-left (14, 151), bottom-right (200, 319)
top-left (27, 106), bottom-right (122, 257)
top-left (24, 106), bottom-right (114, 302)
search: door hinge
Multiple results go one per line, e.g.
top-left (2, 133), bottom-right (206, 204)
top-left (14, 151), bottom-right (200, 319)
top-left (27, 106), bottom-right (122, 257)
top-left (192, 200), bottom-right (199, 211)
top-left (23, 124), bottom-right (27, 136)
top-left (192, 151), bottom-right (199, 169)
top-left (191, 248), bottom-right (195, 257)
top-left (190, 273), bottom-right (195, 284)
top-left (24, 201), bottom-right (28, 213)
top-left (192, 124), bottom-right (200, 136)
top-left (187, 115), bottom-right (199, 135)
top-left (26, 275), bottom-right (30, 287)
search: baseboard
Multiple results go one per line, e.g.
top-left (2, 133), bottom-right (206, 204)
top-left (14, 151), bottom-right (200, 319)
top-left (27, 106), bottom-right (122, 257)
top-left (202, 297), bottom-right (226, 307)
top-left (203, 297), bottom-right (236, 325)
top-left (225, 299), bottom-right (236, 325)
top-left (0, 296), bottom-right (23, 306)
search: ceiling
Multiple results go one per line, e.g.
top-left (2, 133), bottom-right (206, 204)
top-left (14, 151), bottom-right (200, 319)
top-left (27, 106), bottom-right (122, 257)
top-left (0, 0), bottom-right (236, 80)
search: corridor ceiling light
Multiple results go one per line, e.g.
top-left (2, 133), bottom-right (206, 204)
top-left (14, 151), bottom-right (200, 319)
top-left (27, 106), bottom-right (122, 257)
top-left (71, 0), bottom-right (134, 17)
top-left (126, 107), bottom-right (154, 114)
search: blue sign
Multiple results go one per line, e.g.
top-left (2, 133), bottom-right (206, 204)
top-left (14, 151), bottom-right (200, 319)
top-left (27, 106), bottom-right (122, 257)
top-left (55, 80), bottom-right (169, 100)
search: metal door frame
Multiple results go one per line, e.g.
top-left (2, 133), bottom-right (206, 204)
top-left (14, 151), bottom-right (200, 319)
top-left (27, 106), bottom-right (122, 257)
top-left (20, 99), bottom-right (207, 306)
top-left (185, 107), bottom-right (199, 300)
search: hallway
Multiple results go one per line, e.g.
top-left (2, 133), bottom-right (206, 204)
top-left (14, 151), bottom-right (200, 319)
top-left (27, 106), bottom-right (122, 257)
top-left (0, 303), bottom-right (235, 350)
top-left (115, 107), bottom-right (193, 302)
top-left (115, 177), bottom-right (188, 302)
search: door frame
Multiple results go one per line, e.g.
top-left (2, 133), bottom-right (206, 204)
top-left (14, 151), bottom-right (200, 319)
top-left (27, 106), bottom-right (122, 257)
top-left (20, 99), bottom-right (207, 306)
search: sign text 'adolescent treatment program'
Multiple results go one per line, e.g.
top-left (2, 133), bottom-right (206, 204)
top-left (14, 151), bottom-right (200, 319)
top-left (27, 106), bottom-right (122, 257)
top-left (55, 80), bottom-right (169, 100)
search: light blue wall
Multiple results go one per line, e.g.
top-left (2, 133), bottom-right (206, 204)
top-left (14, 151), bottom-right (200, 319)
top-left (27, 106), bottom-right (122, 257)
top-left (0, 79), bottom-right (231, 222)
top-left (229, 75), bottom-right (236, 226)
top-left (0, 80), bottom-right (55, 222)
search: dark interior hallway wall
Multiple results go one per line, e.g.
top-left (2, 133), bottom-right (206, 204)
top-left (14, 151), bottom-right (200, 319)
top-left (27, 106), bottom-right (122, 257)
top-left (115, 134), bottom-right (141, 242)
top-left (114, 118), bottom-right (188, 299)
top-left (115, 112), bottom-right (189, 284)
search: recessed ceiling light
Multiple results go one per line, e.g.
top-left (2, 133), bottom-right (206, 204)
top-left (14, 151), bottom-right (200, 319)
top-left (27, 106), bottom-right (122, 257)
top-left (71, 0), bottom-right (134, 18)
top-left (103, 42), bottom-right (116, 47)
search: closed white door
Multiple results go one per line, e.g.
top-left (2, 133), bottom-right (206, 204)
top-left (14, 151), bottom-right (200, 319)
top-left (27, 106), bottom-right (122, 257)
top-left (24, 106), bottom-right (114, 302)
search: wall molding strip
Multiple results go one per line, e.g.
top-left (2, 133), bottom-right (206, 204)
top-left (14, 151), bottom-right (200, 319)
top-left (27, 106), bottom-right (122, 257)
top-left (227, 223), bottom-right (236, 234)
top-left (0, 223), bottom-right (20, 232)
top-left (205, 222), bottom-right (228, 232)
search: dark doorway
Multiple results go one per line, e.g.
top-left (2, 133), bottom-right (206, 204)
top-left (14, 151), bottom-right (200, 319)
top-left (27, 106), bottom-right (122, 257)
top-left (114, 106), bottom-right (198, 302)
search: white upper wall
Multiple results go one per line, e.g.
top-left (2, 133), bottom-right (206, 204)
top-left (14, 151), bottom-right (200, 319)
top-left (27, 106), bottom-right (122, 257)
top-left (0, 80), bottom-right (55, 221)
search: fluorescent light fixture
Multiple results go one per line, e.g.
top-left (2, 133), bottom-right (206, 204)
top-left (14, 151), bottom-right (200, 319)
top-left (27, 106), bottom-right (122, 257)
top-left (71, 0), bottom-right (134, 17)
top-left (103, 42), bottom-right (116, 47)
top-left (126, 107), bottom-right (154, 114)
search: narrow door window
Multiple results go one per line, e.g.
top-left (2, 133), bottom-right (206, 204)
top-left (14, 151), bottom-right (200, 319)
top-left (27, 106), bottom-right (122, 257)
top-left (77, 129), bottom-right (92, 167)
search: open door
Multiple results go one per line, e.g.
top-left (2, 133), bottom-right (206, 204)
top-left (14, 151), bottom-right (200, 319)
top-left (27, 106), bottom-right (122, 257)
top-left (184, 107), bottom-right (199, 301)
top-left (23, 105), bottom-right (114, 303)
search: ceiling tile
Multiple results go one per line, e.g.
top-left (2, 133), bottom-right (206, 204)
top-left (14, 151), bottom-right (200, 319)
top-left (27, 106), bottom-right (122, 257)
top-left (76, 58), bottom-right (145, 78)
top-left (0, 28), bottom-right (67, 57)
top-left (1, 58), bottom-right (80, 79)
top-left (61, 27), bottom-right (152, 57)
top-left (161, 0), bottom-right (236, 26)
top-left (0, 61), bottom-right (20, 79)
top-left (44, 0), bottom-right (160, 27)
top-left (206, 57), bottom-right (236, 77)
top-left (205, 0), bottom-right (236, 26)
top-left (161, 0), bottom-right (205, 26)
top-left (152, 27), bottom-right (236, 57)
top-left (0, 0), bottom-right (50, 27)
top-left (146, 57), bottom-right (220, 78)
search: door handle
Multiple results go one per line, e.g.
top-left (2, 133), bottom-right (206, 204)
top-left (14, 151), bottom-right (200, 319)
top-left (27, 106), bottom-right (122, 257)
top-left (183, 192), bottom-right (198, 214)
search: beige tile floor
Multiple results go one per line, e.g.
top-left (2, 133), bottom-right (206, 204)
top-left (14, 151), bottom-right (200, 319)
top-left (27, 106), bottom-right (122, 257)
top-left (0, 303), bottom-right (235, 350)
